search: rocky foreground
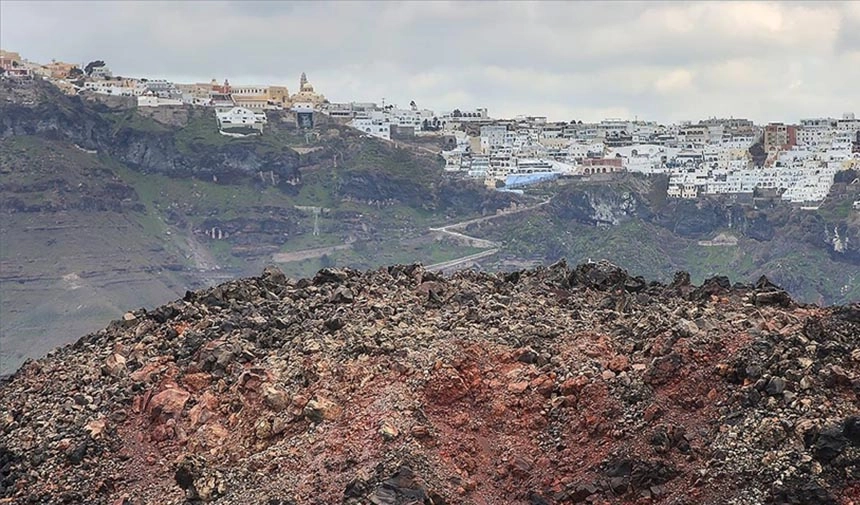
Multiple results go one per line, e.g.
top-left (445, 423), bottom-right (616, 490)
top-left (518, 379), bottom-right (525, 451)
top-left (1, 261), bottom-right (860, 505)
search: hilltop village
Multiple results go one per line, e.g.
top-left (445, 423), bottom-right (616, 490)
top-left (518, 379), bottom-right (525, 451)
top-left (2, 49), bottom-right (859, 206)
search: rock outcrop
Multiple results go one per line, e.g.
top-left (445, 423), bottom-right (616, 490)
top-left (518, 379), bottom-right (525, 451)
top-left (0, 79), bottom-right (303, 185)
top-left (2, 261), bottom-right (859, 504)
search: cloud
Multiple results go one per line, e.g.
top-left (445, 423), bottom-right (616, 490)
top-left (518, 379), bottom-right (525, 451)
top-left (654, 69), bottom-right (694, 94)
top-left (1, 0), bottom-right (857, 123)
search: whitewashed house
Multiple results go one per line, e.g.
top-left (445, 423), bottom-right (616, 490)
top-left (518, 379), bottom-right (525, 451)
top-left (216, 107), bottom-right (267, 134)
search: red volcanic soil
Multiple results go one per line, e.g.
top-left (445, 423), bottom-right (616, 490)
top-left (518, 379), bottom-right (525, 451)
top-left (2, 262), bottom-right (859, 505)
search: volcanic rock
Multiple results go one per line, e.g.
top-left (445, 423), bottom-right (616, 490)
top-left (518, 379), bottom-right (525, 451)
top-left (1, 262), bottom-right (859, 504)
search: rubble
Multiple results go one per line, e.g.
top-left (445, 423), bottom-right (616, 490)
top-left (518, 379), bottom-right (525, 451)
top-left (1, 261), bottom-right (859, 504)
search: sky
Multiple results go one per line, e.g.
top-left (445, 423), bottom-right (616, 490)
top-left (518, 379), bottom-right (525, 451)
top-left (1, 0), bottom-right (859, 124)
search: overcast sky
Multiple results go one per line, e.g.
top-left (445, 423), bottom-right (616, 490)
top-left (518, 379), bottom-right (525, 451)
top-left (2, 1), bottom-right (859, 123)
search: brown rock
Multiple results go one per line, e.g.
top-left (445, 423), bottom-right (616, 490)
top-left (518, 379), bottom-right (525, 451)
top-left (304, 397), bottom-right (342, 422)
top-left (262, 385), bottom-right (291, 412)
top-left (644, 405), bottom-right (664, 422)
top-left (645, 352), bottom-right (683, 385)
top-left (608, 355), bottom-right (630, 372)
top-left (84, 418), bottom-right (107, 439)
top-left (379, 421), bottom-right (400, 441)
top-left (151, 423), bottom-right (175, 442)
top-left (188, 391), bottom-right (218, 428)
top-left (508, 381), bottom-right (530, 394)
top-left (829, 365), bottom-right (853, 387)
top-left (559, 375), bottom-right (590, 396)
top-left (197, 423), bottom-right (229, 449)
top-left (183, 372), bottom-right (211, 392)
top-left (530, 375), bottom-right (555, 398)
top-left (103, 353), bottom-right (127, 377)
top-left (411, 425), bottom-right (431, 439)
top-left (147, 385), bottom-right (190, 423)
top-left (130, 358), bottom-right (170, 384)
top-left (254, 418), bottom-right (273, 439)
top-left (271, 417), bottom-right (287, 436)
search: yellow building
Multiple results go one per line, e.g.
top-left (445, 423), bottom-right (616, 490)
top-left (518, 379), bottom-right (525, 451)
top-left (290, 72), bottom-right (326, 107)
top-left (219, 82), bottom-right (290, 110)
top-left (43, 60), bottom-right (79, 79)
top-left (0, 50), bottom-right (22, 69)
top-left (176, 80), bottom-right (293, 109)
top-left (176, 82), bottom-right (214, 99)
top-left (267, 86), bottom-right (291, 107)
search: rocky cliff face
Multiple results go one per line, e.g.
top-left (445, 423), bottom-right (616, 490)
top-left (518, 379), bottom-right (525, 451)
top-left (549, 182), bottom-right (860, 264)
top-left (2, 262), bottom-right (859, 505)
top-left (0, 80), bottom-right (304, 185)
top-left (0, 78), bottom-right (523, 375)
top-left (549, 185), bottom-right (650, 226)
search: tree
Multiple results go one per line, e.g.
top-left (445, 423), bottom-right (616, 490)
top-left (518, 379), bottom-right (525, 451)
top-left (84, 60), bottom-right (105, 76)
top-left (68, 67), bottom-right (83, 78)
top-left (453, 109), bottom-right (462, 118)
top-left (409, 100), bottom-right (416, 109)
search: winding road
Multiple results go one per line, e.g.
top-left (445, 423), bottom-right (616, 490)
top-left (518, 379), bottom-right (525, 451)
top-left (425, 197), bottom-right (551, 272)
top-left (269, 196), bottom-right (551, 272)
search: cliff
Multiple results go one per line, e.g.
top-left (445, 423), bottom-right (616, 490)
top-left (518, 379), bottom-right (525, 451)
top-left (473, 177), bottom-right (860, 304)
top-left (0, 80), bottom-right (304, 185)
top-left (0, 78), bottom-right (517, 374)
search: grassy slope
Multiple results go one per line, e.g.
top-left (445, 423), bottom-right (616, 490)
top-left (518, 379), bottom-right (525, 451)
top-left (0, 137), bottom-right (194, 372)
top-left (0, 111), bottom-right (487, 370)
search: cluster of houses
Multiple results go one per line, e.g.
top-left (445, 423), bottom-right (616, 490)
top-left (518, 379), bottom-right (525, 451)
top-left (0, 50), bottom-right (325, 136)
top-left (665, 116), bottom-right (859, 204)
top-left (425, 112), bottom-right (859, 204)
top-left (3, 49), bottom-right (860, 204)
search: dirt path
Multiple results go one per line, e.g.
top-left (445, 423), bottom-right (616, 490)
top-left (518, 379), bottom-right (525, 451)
top-left (267, 197), bottom-right (548, 269)
top-left (425, 197), bottom-right (550, 269)
top-left (272, 244), bottom-right (351, 263)
top-left (425, 248), bottom-right (500, 272)
top-left (430, 197), bottom-right (551, 233)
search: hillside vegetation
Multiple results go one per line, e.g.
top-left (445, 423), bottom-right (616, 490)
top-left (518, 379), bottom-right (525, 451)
top-left (0, 79), bottom-right (514, 373)
top-left (468, 176), bottom-right (860, 304)
top-left (2, 78), bottom-right (859, 374)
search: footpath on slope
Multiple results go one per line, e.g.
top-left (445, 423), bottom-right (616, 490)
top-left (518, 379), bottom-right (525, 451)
top-left (267, 197), bottom-right (550, 270)
top-left (426, 197), bottom-right (551, 271)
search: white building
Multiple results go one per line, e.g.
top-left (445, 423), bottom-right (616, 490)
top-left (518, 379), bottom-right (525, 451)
top-left (350, 112), bottom-right (391, 140)
top-left (467, 155), bottom-right (490, 179)
top-left (181, 94), bottom-right (213, 106)
top-left (215, 107), bottom-right (267, 133)
top-left (82, 81), bottom-right (146, 96)
top-left (389, 106), bottom-right (436, 133)
top-left (608, 144), bottom-right (667, 173)
top-left (89, 65), bottom-right (112, 80)
top-left (138, 95), bottom-right (182, 107)
top-left (480, 125), bottom-right (508, 154)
